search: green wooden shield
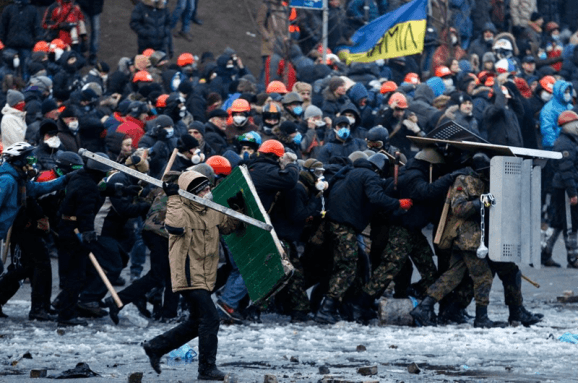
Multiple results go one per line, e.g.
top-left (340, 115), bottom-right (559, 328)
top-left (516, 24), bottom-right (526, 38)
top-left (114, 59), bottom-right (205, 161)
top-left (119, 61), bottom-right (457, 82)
top-left (212, 165), bottom-right (294, 304)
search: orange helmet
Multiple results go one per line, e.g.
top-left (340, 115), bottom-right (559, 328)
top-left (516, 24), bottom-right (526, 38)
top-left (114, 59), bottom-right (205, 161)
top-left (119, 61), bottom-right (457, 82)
top-left (0, 40), bottom-right (3, 50)
top-left (33, 41), bottom-right (49, 52)
top-left (178, 53), bottom-right (194, 67)
top-left (435, 65), bottom-right (452, 78)
top-left (380, 81), bottom-right (398, 94)
top-left (142, 48), bottom-right (155, 57)
top-left (156, 94), bottom-right (169, 108)
top-left (258, 139), bottom-right (285, 157)
top-left (485, 76), bottom-right (495, 87)
top-left (539, 75), bottom-right (556, 93)
top-left (133, 70), bottom-right (153, 83)
top-left (404, 72), bottom-right (420, 84)
top-left (558, 111), bottom-right (578, 126)
top-left (230, 98), bottom-right (251, 113)
top-left (49, 39), bottom-right (66, 52)
top-left (388, 92), bottom-right (408, 109)
top-left (206, 155), bottom-right (232, 176)
top-left (266, 80), bottom-right (288, 94)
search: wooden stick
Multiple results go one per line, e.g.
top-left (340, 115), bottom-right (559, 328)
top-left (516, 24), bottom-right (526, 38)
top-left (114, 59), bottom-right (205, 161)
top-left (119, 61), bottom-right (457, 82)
top-left (162, 148), bottom-right (179, 180)
top-left (2, 226), bottom-right (12, 264)
top-left (75, 229), bottom-right (123, 308)
top-left (522, 274), bottom-right (540, 288)
top-left (434, 187), bottom-right (452, 245)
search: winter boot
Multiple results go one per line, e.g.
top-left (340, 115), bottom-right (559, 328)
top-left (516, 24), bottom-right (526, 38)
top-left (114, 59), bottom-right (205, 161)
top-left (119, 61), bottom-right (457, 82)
top-left (29, 307), bottom-right (56, 322)
top-left (438, 301), bottom-right (468, 325)
top-left (521, 306), bottom-right (543, 319)
top-left (290, 310), bottom-right (311, 323)
top-left (77, 301), bottom-right (108, 318)
top-left (410, 296), bottom-right (437, 327)
top-left (198, 364), bottom-right (227, 380)
top-left (315, 297), bottom-right (340, 324)
top-left (564, 232), bottom-right (578, 268)
top-left (508, 305), bottom-right (541, 327)
top-left (143, 341), bottom-right (163, 374)
top-left (104, 296), bottom-right (122, 325)
top-left (542, 228), bottom-right (561, 267)
top-left (134, 297), bottom-right (152, 318)
top-left (349, 292), bottom-right (375, 324)
top-left (473, 306), bottom-right (507, 328)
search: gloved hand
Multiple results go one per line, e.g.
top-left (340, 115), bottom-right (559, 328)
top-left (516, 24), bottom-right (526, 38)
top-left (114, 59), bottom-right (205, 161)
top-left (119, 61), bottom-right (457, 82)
top-left (227, 191), bottom-right (246, 212)
top-left (279, 152), bottom-right (297, 169)
top-left (80, 231), bottom-right (97, 244)
top-left (124, 185), bottom-right (143, 197)
top-left (402, 119), bottom-right (421, 134)
top-left (163, 182), bottom-right (180, 196)
top-left (399, 199), bottom-right (413, 210)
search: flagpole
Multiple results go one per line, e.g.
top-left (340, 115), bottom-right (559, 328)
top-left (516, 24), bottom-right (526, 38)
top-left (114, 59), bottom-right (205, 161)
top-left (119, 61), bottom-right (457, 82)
top-left (322, 0), bottom-right (328, 63)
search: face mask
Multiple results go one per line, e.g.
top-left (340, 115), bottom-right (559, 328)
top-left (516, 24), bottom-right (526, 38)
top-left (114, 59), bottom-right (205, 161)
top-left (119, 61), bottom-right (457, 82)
top-left (233, 115), bottom-right (247, 126)
top-left (347, 116), bottom-right (356, 125)
top-left (451, 35), bottom-right (458, 45)
top-left (552, 34), bottom-right (560, 41)
top-left (564, 93), bottom-right (572, 102)
top-left (541, 91), bottom-right (553, 102)
top-left (443, 78), bottom-right (454, 88)
top-left (315, 176), bottom-right (327, 191)
top-left (293, 106), bottom-right (303, 116)
top-left (242, 151), bottom-right (251, 161)
top-left (179, 106), bottom-right (186, 118)
top-left (13, 57), bottom-right (20, 69)
top-left (192, 149), bottom-right (202, 164)
top-left (226, 64), bottom-right (234, 69)
top-left (68, 120), bottom-right (79, 132)
top-left (45, 136), bottom-right (61, 149)
top-left (54, 49), bottom-right (64, 61)
top-left (172, 78), bottom-right (181, 92)
top-left (102, 74), bottom-right (108, 83)
top-left (484, 37), bottom-right (493, 43)
top-left (164, 127), bottom-right (174, 138)
top-left (204, 191), bottom-right (213, 201)
top-left (314, 120), bottom-right (326, 127)
top-left (539, 51), bottom-right (547, 60)
top-left (336, 127), bottom-right (350, 140)
top-left (293, 132), bottom-right (302, 145)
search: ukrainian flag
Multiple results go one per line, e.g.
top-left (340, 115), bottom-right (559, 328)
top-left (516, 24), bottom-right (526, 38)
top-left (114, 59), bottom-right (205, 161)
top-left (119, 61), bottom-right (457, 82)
top-left (342, 0), bottom-right (427, 63)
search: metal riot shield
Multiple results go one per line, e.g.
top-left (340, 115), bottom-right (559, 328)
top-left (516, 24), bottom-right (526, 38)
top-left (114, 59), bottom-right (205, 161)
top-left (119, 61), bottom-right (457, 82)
top-left (489, 156), bottom-right (523, 263)
top-left (212, 165), bottom-right (294, 305)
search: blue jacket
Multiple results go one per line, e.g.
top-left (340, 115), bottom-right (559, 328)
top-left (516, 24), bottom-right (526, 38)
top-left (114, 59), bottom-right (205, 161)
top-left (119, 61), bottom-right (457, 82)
top-left (540, 80), bottom-right (573, 149)
top-left (0, 161), bottom-right (67, 240)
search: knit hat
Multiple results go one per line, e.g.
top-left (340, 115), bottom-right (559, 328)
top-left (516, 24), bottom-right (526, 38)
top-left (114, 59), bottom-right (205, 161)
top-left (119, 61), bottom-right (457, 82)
top-left (27, 62), bottom-right (46, 77)
top-left (7, 89), bottom-right (24, 107)
top-left (452, 92), bottom-right (472, 106)
top-left (208, 108), bottom-right (228, 119)
top-left (59, 107), bottom-right (75, 119)
top-left (304, 105), bottom-right (323, 119)
top-left (39, 119), bottom-right (58, 137)
top-left (177, 134), bottom-right (199, 152)
top-left (482, 52), bottom-right (496, 63)
top-left (178, 80), bottom-right (193, 95)
top-left (188, 120), bottom-right (205, 136)
top-left (328, 76), bottom-right (346, 93)
top-left (41, 99), bottom-right (58, 115)
top-left (530, 12), bottom-right (541, 22)
top-left (426, 77), bottom-right (445, 97)
top-left (279, 121), bottom-right (298, 135)
top-left (95, 61), bottom-right (110, 73)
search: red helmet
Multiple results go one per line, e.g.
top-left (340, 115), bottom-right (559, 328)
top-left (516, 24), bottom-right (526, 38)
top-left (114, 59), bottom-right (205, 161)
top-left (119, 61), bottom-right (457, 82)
top-left (142, 48), bottom-right (155, 57)
top-left (156, 94), bottom-right (169, 108)
top-left (49, 39), bottom-right (66, 52)
top-left (230, 98), bottom-right (251, 113)
top-left (435, 66), bottom-right (452, 78)
top-left (206, 155), bottom-right (232, 176)
top-left (380, 81), bottom-right (398, 94)
top-left (404, 72), bottom-right (420, 84)
top-left (177, 53), bottom-right (194, 67)
top-left (266, 81), bottom-right (288, 94)
top-left (558, 111), bottom-right (578, 126)
top-left (258, 139), bottom-right (285, 157)
top-left (33, 41), bottom-right (49, 52)
top-left (388, 92), bottom-right (408, 109)
top-left (539, 75), bottom-right (556, 93)
top-left (133, 70), bottom-right (153, 83)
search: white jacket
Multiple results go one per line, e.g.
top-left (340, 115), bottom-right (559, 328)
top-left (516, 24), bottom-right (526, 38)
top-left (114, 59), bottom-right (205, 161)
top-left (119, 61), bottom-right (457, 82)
top-left (1, 104), bottom-right (27, 147)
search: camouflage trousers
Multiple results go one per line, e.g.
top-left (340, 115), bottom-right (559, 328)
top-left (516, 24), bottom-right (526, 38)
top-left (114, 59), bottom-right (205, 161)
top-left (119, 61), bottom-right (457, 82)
top-left (278, 240), bottom-right (310, 313)
top-left (362, 225), bottom-right (438, 299)
top-left (326, 221), bottom-right (359, 300)
top-left (436, 245), bottom-right (474, 310)
top-left (427, 249), bottom-right (493, 307)
top-left (489, 261), bottom-right (523, 307)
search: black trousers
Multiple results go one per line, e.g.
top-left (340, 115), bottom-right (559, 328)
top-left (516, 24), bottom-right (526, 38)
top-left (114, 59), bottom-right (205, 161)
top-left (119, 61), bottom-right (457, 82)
top-left (56, 235), bottom-right (90, 321)
top-left (0, 230), bottom-right (52, 312)
top-left (145, 289), bottom-right (220, 371)
top-left (79, 236), bottom-right (124, 304)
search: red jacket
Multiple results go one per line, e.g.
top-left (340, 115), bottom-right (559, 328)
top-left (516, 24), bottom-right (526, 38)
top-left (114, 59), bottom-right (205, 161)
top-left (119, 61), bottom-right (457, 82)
top-left (42, 0), bottom-right (85, 46)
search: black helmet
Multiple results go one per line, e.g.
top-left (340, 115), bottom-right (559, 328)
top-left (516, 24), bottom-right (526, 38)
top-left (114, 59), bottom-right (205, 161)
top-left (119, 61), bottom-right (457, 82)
top-left (368, 152), bottom-right (389, 176)
top-left (367, 125), bottom-right (389, 143)
top-left (472, 152), bottom-right (490, 173)
top-left (85, 152), bottom-right (111, 173)
top-left (55, 151), bottom-right (84, 174)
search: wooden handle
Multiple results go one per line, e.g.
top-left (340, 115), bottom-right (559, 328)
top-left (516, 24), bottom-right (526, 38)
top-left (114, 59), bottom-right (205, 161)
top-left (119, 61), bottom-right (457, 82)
top-left (162, 148), bottom-right (179, 181)
top-left (434, 187), bottom-right (452, 245)
top-left (522, 274), bottom-right (540, 288)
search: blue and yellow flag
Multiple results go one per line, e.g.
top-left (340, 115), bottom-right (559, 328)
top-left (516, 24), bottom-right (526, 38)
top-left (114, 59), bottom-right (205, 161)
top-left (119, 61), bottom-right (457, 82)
top-left (342, 0), bottom-right (427, 63)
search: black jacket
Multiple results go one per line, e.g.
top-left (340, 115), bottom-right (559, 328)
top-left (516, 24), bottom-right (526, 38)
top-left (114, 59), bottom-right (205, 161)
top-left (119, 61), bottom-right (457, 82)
top-left (129, 1), bottom-right (171, 54)
top-left (56, 118), bottom-right (82, 153)
top-left (316, 131), bottom-right (367, 165)
top-left (327, 159), bottom-right (399, 232)
top-left (76, 0), bottom-right (104, 16)
top-left (204, 122), bottom-right (229, 155)
top-left (0, 1), bottom-right (42, 50)
top-left (33, 143), bottom-right (62, 172)
top-left (552, 132), bottom-right (578, 196)
top-left (396, 158), bottom-right (455, 231)
top-left (248, 155), bottom-right (299, 212)
top-left (483, 83), bottom-right (524, 147)
top-left (138, 131), bottom-right (178, 179)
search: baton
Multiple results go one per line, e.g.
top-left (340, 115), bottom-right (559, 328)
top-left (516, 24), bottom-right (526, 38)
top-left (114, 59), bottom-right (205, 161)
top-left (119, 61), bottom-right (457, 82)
top-left (393, 151), bottom-right (401, 191)
top-left (161, 148), bottom-right (178, 180)
top-left (521, 274), bottom-right (540, 288)
top-left (79, 149), bottom-right (273, 232)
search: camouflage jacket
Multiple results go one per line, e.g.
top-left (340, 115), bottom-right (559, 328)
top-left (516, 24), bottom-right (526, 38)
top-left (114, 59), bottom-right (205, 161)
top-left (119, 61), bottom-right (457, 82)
top-left (438, 174), bottom-right (487, 251)
top-left (142, 187), bottom-right (168, 238)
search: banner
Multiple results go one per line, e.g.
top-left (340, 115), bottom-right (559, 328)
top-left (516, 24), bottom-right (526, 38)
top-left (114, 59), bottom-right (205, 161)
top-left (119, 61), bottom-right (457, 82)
top-left (290, 0), bottom-right (323, 9)
top-left (342, 0), bottom-right (427, 63)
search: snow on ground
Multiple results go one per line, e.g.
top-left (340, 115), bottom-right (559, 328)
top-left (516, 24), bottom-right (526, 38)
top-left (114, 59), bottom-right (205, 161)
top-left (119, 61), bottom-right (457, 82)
top-left (1, 246), bottom-right (578, 382)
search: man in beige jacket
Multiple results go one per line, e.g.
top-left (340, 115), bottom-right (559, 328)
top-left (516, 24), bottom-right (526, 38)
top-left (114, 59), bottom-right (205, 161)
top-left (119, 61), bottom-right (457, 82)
top-left (143, 170), bottom-right (243, 380)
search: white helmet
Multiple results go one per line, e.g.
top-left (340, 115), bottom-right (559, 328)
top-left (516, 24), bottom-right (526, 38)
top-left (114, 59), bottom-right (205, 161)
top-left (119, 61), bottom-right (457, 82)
top-left (2, 142), bottom-right (34, 159)
top-left (493, 38), bottom-right (513, 51)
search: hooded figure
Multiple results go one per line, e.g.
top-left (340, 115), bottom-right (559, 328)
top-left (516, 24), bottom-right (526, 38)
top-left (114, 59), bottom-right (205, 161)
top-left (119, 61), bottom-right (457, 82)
top-left (540, 80), bottom-right (573, 149)
top-left (1, 90), bottom-right (27, 147)
top-left (129, 0), bottom-right (172, 57)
